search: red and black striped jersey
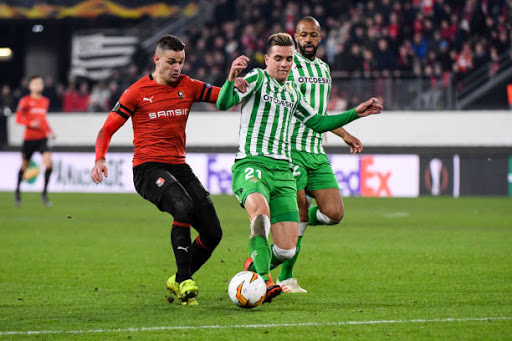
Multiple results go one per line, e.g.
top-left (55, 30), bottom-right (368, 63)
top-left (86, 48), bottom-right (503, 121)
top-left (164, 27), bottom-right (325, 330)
top-left (113, 74), bottom-right (220, 167)
top-left (15, 95), bottom-right (52, 141)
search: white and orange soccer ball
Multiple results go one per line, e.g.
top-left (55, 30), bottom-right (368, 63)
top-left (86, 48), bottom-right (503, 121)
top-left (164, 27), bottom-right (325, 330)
top-left (228, 271), bottom-right (266, 308)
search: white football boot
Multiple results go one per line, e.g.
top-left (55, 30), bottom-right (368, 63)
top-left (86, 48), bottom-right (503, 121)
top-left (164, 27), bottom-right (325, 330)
top-left (277, 278), bottom-right (307, 293)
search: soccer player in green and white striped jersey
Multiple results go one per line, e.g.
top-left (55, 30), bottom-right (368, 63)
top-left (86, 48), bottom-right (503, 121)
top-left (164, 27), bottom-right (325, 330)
top-left (217, 32), bottom-right (382, 303)
top-left (277, 17), bottom-right (367, 293)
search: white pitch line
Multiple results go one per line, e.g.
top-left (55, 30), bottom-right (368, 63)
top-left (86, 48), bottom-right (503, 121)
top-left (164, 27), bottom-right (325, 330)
top-left (0, 317), bottom-right (510, 336)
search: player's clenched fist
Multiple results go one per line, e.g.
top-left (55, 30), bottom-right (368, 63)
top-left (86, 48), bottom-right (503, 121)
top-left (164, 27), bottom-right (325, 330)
top-left (229, 55), bottom-right (250, 81)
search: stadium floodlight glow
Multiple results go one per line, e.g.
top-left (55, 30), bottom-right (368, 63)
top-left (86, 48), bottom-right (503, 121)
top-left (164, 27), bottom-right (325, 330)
top-left (0, 48), bottom-right (13, 60)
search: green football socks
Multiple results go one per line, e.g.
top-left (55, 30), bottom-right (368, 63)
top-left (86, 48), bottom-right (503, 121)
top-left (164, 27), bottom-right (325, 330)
top-left (308, 205), bottom-right (320, 225)
top-left (249, 235), bottom-right (271, 280)
top-left (278, 236), bottom-right (303, 281)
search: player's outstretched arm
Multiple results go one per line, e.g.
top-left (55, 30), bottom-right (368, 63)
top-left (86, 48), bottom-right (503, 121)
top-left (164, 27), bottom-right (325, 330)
top-left (298, 96), bottom-right (383, 133)
top-left (91, 112), bottom-right (126, 184)
top-left (217, 56), bottom-right (250, 111)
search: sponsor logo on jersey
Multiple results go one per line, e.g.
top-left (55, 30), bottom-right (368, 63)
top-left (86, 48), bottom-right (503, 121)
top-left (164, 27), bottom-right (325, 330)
top-left (178, 91), bottom-right (184, 99)
top-left (143, 96), bottom-right (153, 103)
top-left (296, 76), bottom-right (331, 85)
top-left (262, 94), bottom-right (294, 108)
top-left (148, 108), bottom-right (189, 119)
top-left (155, 177), bottom-right (165, 187)
top-left (29, 107), bottom-right (47, 114)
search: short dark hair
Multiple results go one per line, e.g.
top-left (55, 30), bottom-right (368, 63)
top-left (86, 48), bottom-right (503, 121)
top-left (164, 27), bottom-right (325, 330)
top-left (297, 16), bottom-right (321, 30)
top-left (266, 33), bottom-right (294, 53)
top-left (156, 34), bottom-right (185, 52)
top-left (28, 75), bottom-right (42, 82)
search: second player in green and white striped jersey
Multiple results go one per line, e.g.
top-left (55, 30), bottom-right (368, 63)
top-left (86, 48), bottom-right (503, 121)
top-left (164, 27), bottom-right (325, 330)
top-left (288, 50), bottom-right (331, 154)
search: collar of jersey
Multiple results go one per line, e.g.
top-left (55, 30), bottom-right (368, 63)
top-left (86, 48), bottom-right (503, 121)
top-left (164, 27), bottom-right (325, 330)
top-left (263, 70), bottom-right (287, 92)
top-left (295, 50), bottom-right (318, 65)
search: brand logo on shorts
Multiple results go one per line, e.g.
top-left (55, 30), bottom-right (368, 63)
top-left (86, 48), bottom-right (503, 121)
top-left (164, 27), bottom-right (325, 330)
top-left (155, 177), bottom-right (165, 187)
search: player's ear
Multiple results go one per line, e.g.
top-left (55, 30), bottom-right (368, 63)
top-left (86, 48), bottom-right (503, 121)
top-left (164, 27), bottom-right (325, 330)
top-left (264, 54), bottom-right (269, 66)
top-left (153, 54), bottom-right (159, 66)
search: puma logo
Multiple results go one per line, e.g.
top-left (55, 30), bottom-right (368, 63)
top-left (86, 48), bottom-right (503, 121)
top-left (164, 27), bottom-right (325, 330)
top-left (177, 246), bottom-right (189, 253)
top-left (143, 96), bottom-right (153, 103)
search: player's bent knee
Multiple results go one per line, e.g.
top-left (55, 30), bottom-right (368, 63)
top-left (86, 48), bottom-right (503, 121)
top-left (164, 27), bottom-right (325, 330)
top-left (201, 223), bottom-right (223, 250)
top-left (160, 185), bottom-right (194, 223)
top-left (273, 244), bottom-right (296, 261)
top-left (318, 209), bottom-right (343, 225)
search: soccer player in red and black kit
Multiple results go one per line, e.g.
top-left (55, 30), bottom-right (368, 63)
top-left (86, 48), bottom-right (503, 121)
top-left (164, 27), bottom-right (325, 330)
top-left (91, 35), bottom-right (230, 306)
top-left (15, 75), bottom-right (56, 207)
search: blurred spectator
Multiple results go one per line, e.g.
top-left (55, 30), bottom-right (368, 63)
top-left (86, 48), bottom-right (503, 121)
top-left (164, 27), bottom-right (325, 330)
top-left (494, 29), bottom-right (511, 54)
top-left (1, 84), bottom-right (15, 116)
top-left (0, 84), bottom-right (14, 147)
top-left (472, 42), bottom-right (489, 70)
top-left (395, 44), bottom-right (414, 76)
top-left (344, 44), bottom-right (364, 76)
top-left (411, 32), bottom-right (428, 59)
top-left (455, 42), bottom-right (473, 74)
top-left (489, 47), bottom-right (500, 76)
top-left (88, 81), bottom-right (110, 112)
top-left (62, 81), bottom-right (89, 112)
top-left (437, 40), bottom-right (453, 71)
top-left (107, 81), bottom-right (122, 109)
top-left (375, 39), bottom-right (396, 74)
top-left (121, 64), bottom-right (139, 91)
top-left (42, 76), bottom-right (63, 112)
top-left (362, 48), bottom-right (377, 78)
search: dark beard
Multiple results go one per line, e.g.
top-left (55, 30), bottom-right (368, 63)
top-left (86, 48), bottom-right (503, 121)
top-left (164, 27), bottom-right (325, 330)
top-left (298, 43), bottom-right (318, 59)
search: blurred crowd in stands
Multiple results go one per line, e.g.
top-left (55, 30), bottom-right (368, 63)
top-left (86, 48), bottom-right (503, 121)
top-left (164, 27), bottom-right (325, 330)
top-left (1, 0), bottom-right (510, 113)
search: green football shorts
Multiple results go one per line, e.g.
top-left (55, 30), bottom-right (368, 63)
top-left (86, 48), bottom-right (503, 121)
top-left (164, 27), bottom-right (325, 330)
top-left (231, 156), bottom-right (299, 224)
top-left (291, 151), bottom-right (340, 192)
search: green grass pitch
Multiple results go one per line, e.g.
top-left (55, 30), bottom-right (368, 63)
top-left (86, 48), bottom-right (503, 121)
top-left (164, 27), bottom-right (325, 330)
top-left (0, 192), bottom-right (511, 340)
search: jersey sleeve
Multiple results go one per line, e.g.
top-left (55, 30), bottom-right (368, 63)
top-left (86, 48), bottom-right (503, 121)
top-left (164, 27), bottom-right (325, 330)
top-left (236, 68), bottom-right (263, 101)
top-left (95, 88), bottom-right (132, 161)
top-left (289, 83), bottom-right (317, 123)
top-left (113, 87), bottom-right (137, 119)
top-left (94, 111), bottom-right (128, 161)
top-left (217, 68), bottom-right (263, 110)
top-left (15, 97), bottom-right (31, 126)
top-left (289, 83), bottom-right (359, 133)
top-left (190, 78), bottom-right (221, 103)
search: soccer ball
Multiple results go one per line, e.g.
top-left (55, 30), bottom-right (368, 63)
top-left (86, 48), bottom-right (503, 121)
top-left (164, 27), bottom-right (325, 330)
top-left (228, 271), bottom-right (266, 309)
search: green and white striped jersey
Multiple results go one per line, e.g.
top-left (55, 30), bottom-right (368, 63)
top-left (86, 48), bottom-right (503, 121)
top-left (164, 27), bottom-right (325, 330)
top-left (232, 68), bottom-right (318, 162)
top-left (288, 51), bottom-right (332, 154)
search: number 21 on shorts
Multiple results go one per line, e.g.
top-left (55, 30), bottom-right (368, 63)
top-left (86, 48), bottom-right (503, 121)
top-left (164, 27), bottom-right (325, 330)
top-left (245, 167), bottom-right (262, 183)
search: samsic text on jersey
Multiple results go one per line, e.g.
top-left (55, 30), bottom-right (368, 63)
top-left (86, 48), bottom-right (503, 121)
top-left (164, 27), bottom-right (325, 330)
top-left (113, 74), bottom-right (220, 167)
